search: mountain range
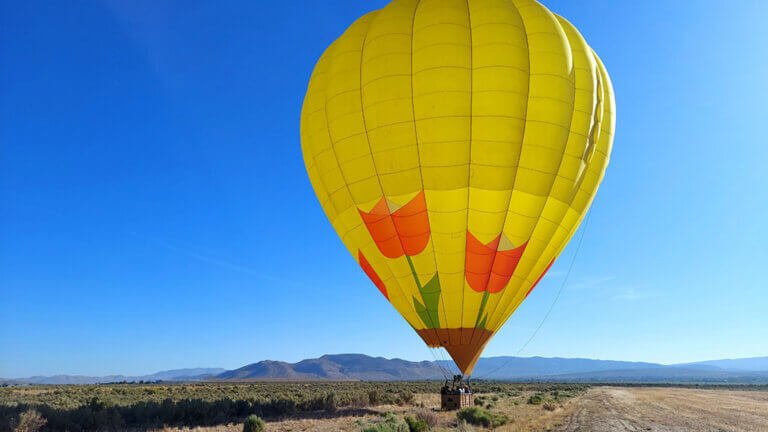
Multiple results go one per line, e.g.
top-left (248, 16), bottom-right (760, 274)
top-left (0, 368), bottom-right (226, 385)
top-left (4, 355), bottom-right (768, 385)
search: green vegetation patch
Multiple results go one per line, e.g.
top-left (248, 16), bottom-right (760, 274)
top-left (456, 406), bottom-right (509, 428)
top-left (0, 382), bottom-right (590, 431)
top-left (360, 412), bottom-right (408, 432)
top-left (242, 414), bottom-right (265, 432)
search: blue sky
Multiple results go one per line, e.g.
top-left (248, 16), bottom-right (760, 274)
top-left (2, 0), bottom-right (767, 378)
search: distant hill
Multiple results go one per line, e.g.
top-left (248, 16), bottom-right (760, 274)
top-left (676, 357), bottom-right (768, 372)
top-left (212, 354), bottom-right (768, 383)
top-left (142, 368), bottom-right (227, 381)
top-left (456, 356), bottom-right (663, 379)
top-left (5, 355), bottom-right (768, 385)
top-left (543, 367), bottom-right (768, 383)
top-left (215, 355), bottom-right (666, 382)
top-left (2, 368), bottom-right (225, 385)
top-left (217, 354), bottom-right (444, 381)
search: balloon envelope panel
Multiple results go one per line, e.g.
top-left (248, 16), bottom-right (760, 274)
top-left (300, 0), bottom-right (615, 375)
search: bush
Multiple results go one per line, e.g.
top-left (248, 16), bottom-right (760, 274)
top-left (455, 420), bottom-right (477, 432)
top-left (456, 407), bottom-right (508, 428)
top-left (415, 408), bottom-right (439, 429)
top-left (322, 391), bottom-right (337, 413)
top-left (528, 394), bottom-right (545, 405)
top-left (242, 414), bottom-right (265, 432)
top-left (398, 391), bottom-right (415, 405)
top-left (361, 412), bottom-right (408, 432)
top-left (13, 409), bottom-right (47, 432)
top-left (368, 389), bottom-right (382, 405)
top-left (404, 415), bottom-right (428, 432)
top-left (552, 390), bottom-right (576, 401)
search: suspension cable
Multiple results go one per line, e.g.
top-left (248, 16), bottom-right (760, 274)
top-left (474, 207), bottom-right (594, 381)
top-left (427, 346), bottom-right (451, 380)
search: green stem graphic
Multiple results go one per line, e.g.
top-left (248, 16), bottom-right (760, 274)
top-left (405, 255), bottom-right (421, 289)
top-left (475, 291), bottom-right (490, 329)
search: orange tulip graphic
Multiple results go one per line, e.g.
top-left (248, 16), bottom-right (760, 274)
top-left (358, 191), bottom-right (430, 258)
top-left (358, 250), bottom-right (388, 300)
top-left (358, 191), bottom-right (441, 329)
top-left (465, 231), bottom-right (527, 294)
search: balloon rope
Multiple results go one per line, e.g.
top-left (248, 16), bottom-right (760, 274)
top-left (475, 207), bottom-right (594, 380)
top-left (428, 347), bottom-right (451, 380)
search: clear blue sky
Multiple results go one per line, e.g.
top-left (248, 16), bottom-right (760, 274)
top-left (1, 1), bottom-right (767, 378)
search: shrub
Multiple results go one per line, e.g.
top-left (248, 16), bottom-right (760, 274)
top-left (368, 389), bottom-right (382, 405)
top-left (322, 391), bottom-right (337, 413)
top-left (456, 407), bottom-right (508, 428)
top-left (528, 394), bottom-right (545, 405)
top-left (242, 414), bottom-right (265, 432)
top-left (13, 409), bottom-right (47, 432)
top-left (415, 408), bottom-right (439, 429)
top-left (361, 412), bottom-right (408, 432)
top-left (455, 420), bottom-right (477, 432)
top-left (552, 390), bottom-right (576, 401)
top-left (398, 391), bottom-right (415, 405)
top-left (349, 392), bottom-right (368, 408)
top-left (404, 415), bottom-right (428, 432)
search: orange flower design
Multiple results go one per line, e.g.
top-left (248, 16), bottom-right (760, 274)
top-left (358, 250), bottom-right (388, 300)
top-left (358, 191), bottom-right (430, 258)
top-left (465, 231), bottom-right (527, 293)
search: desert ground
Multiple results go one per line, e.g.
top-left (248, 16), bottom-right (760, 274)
top-left (4, 383), bottom-right (768, 431)
top-left (154, 386), bottom-right (768, 432)
top-left (558, 387), bottom-right (768, 432)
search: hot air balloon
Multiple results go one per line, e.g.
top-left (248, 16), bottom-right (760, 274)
top-left (300, 0), bottom-right (615, 378)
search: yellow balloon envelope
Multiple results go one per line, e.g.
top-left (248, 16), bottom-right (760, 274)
top-left (300, 0), bottom-right (615, 375)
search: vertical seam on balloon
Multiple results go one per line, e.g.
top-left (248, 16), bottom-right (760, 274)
top-left (534, 51), bottom-right (607, 262)
top-left (469, 0), bottom-right (531, 340)
top-left (486, 8), bottom-right (579, 332)
top-left (317, 13), bottom-right (422, 331)
top-left (405, 0), bottom-right (447, 342)
top-left (310, 52), bottom-right (343, 218)
top-left (354, 5), bottom-right (442, 341)
top-left (488, 14), bottom-right (579, 332)
top-left (460, 0), bottom-right (473, 346)
top-left (493, 40), bottom-right (608, 331)
top-left (591, 49), bottom-right (615, 161)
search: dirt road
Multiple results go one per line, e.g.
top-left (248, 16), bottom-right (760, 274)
top-left (558, 387), bottom-right (768, 432)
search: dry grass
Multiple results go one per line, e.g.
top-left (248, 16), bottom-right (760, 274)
top-left (1, 382), bottom-right (590, 431)
top-left (153, 387), bottom-right (768, 432)
top-left (153, 389), bottom-right (582, 432)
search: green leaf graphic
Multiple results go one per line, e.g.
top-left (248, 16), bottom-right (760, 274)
top-left (475, 291), bottom-right (490, 329)
top-left (406, 255), bottom-right (442, 329)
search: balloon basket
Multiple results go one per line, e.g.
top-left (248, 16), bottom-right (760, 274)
top-left (441, 392), bottom-right (473, 410)
top-left (440, 375), bottom-right (473, 410)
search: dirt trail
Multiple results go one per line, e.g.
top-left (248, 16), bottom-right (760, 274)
top-left (557, 387), bottom-right (768, 432)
